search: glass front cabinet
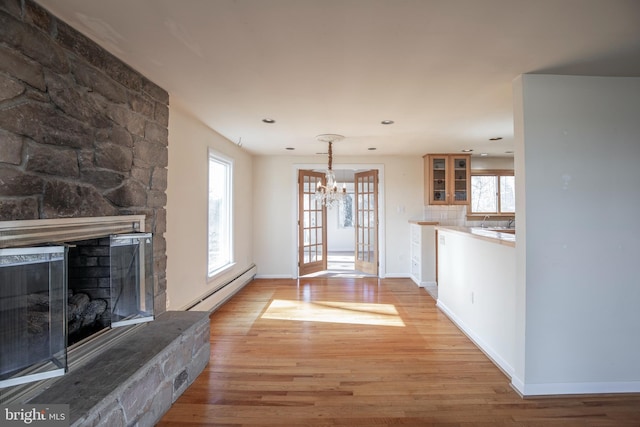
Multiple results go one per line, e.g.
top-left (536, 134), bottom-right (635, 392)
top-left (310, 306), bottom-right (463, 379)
top-left (424, 154), bottom-right (470, 205)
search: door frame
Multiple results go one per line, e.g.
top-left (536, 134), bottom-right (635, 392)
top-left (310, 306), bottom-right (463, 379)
top-left (291, 163), bottom-right (385, 279)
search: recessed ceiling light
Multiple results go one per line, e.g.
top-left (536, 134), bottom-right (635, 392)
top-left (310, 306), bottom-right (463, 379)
top-left (381, 120), bottom-right (394, 125)
top-left (480, 153), bottom-right (489, 157)
top-left (462, 149), bottom-right (473, 152)
top-left (505, 150), bottom-right (514, 154)
top-left (368, 147), bottom-right (377, 151)
top-left (262, 118), bottom-right (276, 124)
top-left (285, 147), bottom-right (295, 151)
top-left (489, 137), bottom-right (503, 141)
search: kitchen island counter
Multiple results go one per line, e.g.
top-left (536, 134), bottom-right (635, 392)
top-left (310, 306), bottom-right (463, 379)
top-left (435, 226), bottom-right (515, 247)
top-left (435, 225), bottom-right (516, 381)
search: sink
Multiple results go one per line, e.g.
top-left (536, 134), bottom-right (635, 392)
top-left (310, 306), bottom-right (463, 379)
top-left (470, 227), bottom-right (516, 241)
top-left (487, 228), bottom-right (515, 234)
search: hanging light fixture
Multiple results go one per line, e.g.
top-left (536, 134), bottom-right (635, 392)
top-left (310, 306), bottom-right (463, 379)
top-left (315, 134), bottom-right (346, 208)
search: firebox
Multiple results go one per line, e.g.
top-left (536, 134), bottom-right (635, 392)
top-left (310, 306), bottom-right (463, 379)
top-left (0, 216), bottom-right (154, 389)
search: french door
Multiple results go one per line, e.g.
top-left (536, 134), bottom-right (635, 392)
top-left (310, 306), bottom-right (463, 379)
top-left (354, 170), bottom-right (378, 275)
top-left (298, 170), bottom-right (327, 276)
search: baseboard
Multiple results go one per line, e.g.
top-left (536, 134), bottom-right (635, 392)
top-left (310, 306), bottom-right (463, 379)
top-left (409, 275), bottom-right (437, 288)
top-left (384, 273), bottom-right (411, 279)
top-left (511, 377), bottom-right (640, 397)
top-left (187, 264), bottom-right (256, 312)
top-left (255, 274), bottom-right (295, 279)
top-left (436, 300), bottom-right (515, 379)
top-left (409, 275), bottom-right (422, 286)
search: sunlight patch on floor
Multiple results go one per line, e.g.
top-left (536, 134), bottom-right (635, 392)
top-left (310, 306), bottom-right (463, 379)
top-left (261, 299), bottom-right (405, 327)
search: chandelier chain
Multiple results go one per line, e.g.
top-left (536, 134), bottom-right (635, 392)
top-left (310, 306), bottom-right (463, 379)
top-left (314, 136), bottom-right (345, 209)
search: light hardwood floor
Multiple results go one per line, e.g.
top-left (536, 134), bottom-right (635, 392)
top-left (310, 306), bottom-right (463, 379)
top-left (158, 278), bottom-right (640, 426)
top-left (301, 252), bottom-right (375, 278)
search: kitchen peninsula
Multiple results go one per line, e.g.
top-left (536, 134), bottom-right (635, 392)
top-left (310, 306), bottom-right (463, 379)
top-left (435, 226), bottom-right (516, 379)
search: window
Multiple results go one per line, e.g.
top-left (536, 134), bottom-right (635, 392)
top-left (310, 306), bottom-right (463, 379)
top-left (208, 149), bottom-right (233, 277)
top-left (470, 170), bottom-right (515, 215)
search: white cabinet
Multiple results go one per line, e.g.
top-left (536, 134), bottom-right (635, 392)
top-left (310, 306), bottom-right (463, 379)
top-left (409, 222), bottom-right (437, 287)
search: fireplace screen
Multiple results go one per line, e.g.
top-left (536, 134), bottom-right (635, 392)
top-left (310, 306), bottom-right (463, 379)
top-left (0, 232), bottom-right (154, 389)
top-left (0, 246), bottom-right (68, 388)
top-left (110, 233), bottom-right (154, 326)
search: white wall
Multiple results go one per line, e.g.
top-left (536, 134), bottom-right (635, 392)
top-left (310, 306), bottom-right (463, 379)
top-left (471, 156), bottom-right (514, 170)
top-left (513, 75), bottom-right (640, 395)
top-left (166, 103), bottom-right (254, 310)
top-left (436, 229), bottom-right (516, 377)
top-left (252, 155), bottom-right (423, 278)
top-left (384, 157), bottom-right (425, 276)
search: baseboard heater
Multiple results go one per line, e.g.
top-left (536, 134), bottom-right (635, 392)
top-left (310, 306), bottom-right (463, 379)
top-left (186, 264), bottom-right (257, 312)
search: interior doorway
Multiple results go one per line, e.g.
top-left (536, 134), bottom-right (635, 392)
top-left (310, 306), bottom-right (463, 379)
top-left (298, 168), bottom-right (378, 278)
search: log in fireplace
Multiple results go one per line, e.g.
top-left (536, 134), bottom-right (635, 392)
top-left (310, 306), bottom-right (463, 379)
top-left (0, 216), bottom-right (153, 390)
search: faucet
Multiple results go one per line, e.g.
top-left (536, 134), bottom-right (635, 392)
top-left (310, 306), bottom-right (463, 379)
top-left (507, 218), bottom-right (515, 229)
top-left (481, 215), bottom-right (490, 228)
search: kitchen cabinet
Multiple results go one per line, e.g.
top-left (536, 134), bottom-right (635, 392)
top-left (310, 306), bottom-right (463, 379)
top-left (409, 221), bottom-right (437, 288)
top-left (424, 154), bottom-right (470, 205)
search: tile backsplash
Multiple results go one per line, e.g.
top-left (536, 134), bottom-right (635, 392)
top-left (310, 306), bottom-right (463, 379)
top-left (422, 205), bottom-right (467, 226)
top-left (422, 205), bottom-right (513, 228)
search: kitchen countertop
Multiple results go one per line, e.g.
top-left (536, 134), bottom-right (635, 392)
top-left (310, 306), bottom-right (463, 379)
top-left (435, 226), bottom-right (516, 247)
top-left (408, 220), bottom-right (440, 225)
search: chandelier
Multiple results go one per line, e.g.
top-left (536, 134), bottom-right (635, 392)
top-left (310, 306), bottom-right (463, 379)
top-left (315, 134), bottom-right (346, 209)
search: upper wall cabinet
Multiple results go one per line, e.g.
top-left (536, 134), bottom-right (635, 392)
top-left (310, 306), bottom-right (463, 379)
top-left (424, 154), bottom-right (470, 205)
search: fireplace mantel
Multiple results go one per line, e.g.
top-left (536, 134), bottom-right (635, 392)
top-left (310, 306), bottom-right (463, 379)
top-left (0, 216), bottom-right (146, 248)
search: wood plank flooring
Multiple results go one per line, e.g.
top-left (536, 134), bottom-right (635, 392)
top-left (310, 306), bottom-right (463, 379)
top-left (157, 278), bottom-right (640, 426)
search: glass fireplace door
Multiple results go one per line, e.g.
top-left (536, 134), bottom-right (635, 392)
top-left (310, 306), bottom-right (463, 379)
top-left (109, 233), bottom-right (154, 327)
top-left (0, 246), bottom-right (67, 388)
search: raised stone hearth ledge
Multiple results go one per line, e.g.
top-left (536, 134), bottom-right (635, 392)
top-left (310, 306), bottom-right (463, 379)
top-left (28, 311), bottom-right (210, 427)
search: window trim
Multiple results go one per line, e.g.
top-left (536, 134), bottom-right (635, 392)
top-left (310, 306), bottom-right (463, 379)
top-left (207, 148), bottom-right (234, 279)
top-left (468, 169), bottom-right (515, 218)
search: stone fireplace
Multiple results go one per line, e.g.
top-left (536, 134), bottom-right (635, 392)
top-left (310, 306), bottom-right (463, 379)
top-left (0, 3), bottom-right (208, 424)
top-left (0, 0), bottom-right (168, 314)
top-left (0, 217), bottom-right (208, 427)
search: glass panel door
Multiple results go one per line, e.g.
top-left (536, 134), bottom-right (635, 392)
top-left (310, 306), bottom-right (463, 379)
top-left (110, 233), bottom-right (154, 327)
top-left (298, 170), bottom-right (327, 276)
top-left (429, 155), bottom-right (448, 204)
top-left (354, 170), bottom-right (378, 275)
top-left (0, 246), bottom-right (67, 388)
top-left (451, 156), bottom-right (470, 204)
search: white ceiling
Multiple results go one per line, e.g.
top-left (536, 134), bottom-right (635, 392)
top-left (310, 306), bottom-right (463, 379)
top-left (36, 0), bottom-right (640, 157)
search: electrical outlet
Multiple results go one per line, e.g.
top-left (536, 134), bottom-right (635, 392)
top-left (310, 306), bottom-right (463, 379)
top-left (471, 292), bottom-right (474, 304)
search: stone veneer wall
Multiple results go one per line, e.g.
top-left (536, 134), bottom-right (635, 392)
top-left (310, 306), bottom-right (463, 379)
top-left (0, 0), bottom-right (168, 312)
